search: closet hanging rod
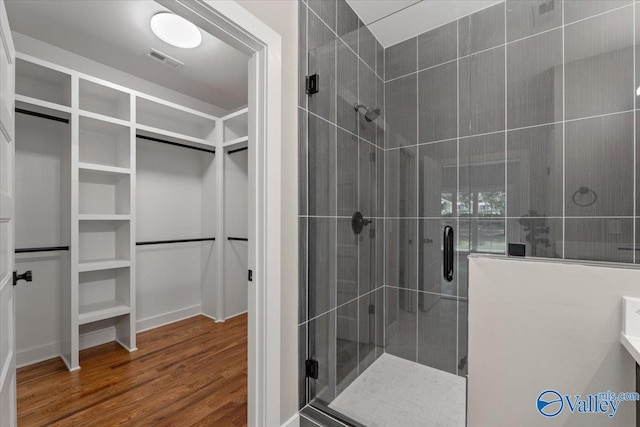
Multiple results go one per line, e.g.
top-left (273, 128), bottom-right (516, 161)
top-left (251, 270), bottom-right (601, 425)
top-left (227, 147), bottom-right (248, 155)
top-left (227, 237), bottom-right (248, 241)
top-left (15, 108), bottom-right (70, 124)
top-left (136, 237), bottom-right (215, 246)
top-left (15, 246), bottom-right (69, 253)
top-left (136, 134), bottom-right (216, 154)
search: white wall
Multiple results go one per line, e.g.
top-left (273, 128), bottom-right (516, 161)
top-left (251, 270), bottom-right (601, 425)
top-left (14, 113), bottom-right (67, 366)
top-left (136, 139), bottom-right (213, 329)
top-left (468, 255), bottom-right (640, 426)
top-left (224, 149), bottom-right (248, 319)
top-left (234, 0), bottom-right (299, 422)
top-left (234, 1), bottom-right (299, 423)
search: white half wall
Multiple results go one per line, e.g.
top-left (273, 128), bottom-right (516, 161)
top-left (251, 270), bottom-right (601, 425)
top-left (468, 255), bottom-right (640, 426)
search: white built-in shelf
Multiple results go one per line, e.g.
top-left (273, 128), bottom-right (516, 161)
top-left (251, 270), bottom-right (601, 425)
top-left (78, 214), bottom-right (131, 221)
top-left (78, 259), bottom-right (131, 273)
top-left (223, 135), bottom-right (248, 149)
top-left (79, 78), bottom-right (130, 121)
top-left (79, 110), bottom-right (131, 128)
top-left (222, 108), bottom-right (248, 143)
top-left (15, 94), bottom-right (72, 114)
top-left (78, 162), bottom-right (131, 175)
top-left (136, 96), bottom-right (216, 141)
top-left (220, 107), bottom-right (248, 122)
top-left (79, 116), bottom-right (131, 169)
top-left (16, 57), bottom-right (71, 107)
top-left (136, 124), bottom-right (216, 152)
top-left (78, 300), bottom-right (130, 325)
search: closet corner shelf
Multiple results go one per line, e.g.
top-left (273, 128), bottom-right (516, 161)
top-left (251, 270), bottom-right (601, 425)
top-left (79, 110), bottom-right (131, 127)
top-left (136, 124), bottom-right (216, 151)
top-left (78, 162), bottom-right (131, 175)
top-left (223, 135), bottom-right (249, 148)
top-left (78, 300), bottom-right (130, 325)
top-left (220, 107), bottom-right (248, 122)
top-left (78, 259), bottom-right (131, 272)
top-left (15, 94), bottom-right (72, 114)
top-left (79, 214), bottom-right (131, 221)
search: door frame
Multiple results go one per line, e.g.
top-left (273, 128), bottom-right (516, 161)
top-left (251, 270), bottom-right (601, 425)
top-left (157, 1), bottom-right (282, 426)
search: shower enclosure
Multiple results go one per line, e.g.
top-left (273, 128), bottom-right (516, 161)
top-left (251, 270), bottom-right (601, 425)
top-left (299, 0), bottom-right (635, 425)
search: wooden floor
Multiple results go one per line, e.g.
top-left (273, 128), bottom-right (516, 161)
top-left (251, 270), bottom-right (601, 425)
top-left (17, 314), bottom-right (247, 427)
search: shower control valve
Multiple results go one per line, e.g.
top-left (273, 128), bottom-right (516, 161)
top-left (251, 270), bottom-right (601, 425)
top-left (352, 211), bottom-right (371, 235)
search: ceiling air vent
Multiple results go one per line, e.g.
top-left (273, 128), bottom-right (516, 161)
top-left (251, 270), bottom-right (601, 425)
top-left (147, 48), bottom-right (184, 69)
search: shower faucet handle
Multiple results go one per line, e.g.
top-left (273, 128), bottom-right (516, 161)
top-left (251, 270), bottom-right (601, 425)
top-left (351, 212), bottom-right (371, 235)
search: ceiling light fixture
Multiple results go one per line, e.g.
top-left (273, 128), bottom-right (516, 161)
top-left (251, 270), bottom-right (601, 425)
top-left (150, 12), bottom-right (202, 49)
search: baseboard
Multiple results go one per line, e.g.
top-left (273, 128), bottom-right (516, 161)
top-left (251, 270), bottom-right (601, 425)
top-left (136, 304), bottom-right (202, 333)
top-left (79, 326), bottom-right (116, 350)
top-left (224, 310), bottom-right (248, 321)
top-left (17, 305), bottom-right (203, 368)
top-left (199, 312), bottom-right (217, 322)
top-left (281, 414), bottom-right (300, 427)
top-left (16, 342), bottom-right (60, 368)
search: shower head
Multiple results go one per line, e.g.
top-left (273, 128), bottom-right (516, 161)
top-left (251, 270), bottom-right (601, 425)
top-left (354, 103), bottom-right (381, 122)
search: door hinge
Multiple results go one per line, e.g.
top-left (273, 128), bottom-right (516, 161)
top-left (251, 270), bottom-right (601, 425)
top-left (306, 74), bottom-right (319, 95)
top-left (305, 359), bottom-right (319, 379)
top-left (248, 269), bottom-right (253, 282)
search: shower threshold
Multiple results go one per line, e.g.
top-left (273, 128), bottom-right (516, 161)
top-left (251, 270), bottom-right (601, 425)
top-left (328, 354), bottom-right (466, 427)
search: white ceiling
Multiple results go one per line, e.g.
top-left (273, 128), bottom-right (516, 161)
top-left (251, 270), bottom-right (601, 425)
top-left (347, 0), bottom-right (502, 47)
top-left (5, 0), bottom-right (249, 111)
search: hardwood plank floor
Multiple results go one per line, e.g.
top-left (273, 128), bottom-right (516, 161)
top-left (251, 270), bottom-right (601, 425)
top-left (17, 314), bottom-right (247, 427)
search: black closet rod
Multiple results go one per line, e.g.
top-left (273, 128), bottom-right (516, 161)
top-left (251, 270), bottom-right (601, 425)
top-left (136, 134), bottom-right (216, 154)
top-left (227, 237), bottom-right (248, 241)
top-left (15, 108), bottom-right (70, 124)
top-left (15, 246), bottom-right (69, 253)
top-left (136, 237), bottom-right (215, 246)
top-left (227, 147), bottom-right (248, 155)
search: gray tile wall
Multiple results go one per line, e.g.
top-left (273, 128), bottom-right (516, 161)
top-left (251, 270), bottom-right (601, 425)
top-left (382, 0), bottom-right (639, 376)
top-left (299, 0), bottom-right (640, 419)
top-left (298, 0), bottom-right (385, 412)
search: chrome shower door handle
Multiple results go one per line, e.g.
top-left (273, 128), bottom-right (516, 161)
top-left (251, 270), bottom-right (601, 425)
top-left (443, 226), bottom-right (454, 282)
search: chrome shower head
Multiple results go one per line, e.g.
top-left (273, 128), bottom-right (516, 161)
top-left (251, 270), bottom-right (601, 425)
top-left (354, 103), bottom-right (381, 122)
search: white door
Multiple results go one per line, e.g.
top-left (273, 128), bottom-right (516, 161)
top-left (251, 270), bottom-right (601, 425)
top-left (0, 0), bottom-right (15, 425)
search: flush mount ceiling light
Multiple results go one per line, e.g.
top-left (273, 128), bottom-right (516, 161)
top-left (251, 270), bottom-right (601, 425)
top-left (150, 12), bottom-right (202, 49)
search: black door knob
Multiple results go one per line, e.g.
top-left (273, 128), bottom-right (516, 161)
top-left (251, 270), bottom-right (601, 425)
top-left (13, 270), bottom-right (33, 286)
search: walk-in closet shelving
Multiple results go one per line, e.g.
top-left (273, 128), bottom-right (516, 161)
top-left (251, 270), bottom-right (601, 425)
top-left (220, 108), bottom-right (249, 319)
top-left (14, 50), bottom-right (250, 370)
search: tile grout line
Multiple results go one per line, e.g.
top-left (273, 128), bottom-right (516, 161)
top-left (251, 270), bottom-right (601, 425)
top-left (382, 2), bottom-right (633, 85)
top-left (305, 108), bottom-right (378, 149)
top-left (634, 0), bottom-right (637, 265)
top-left (380, 109), bottom-right (638, 152)
top-left (562, 0), bottom-right (566, 260)
top-left (306, 4), bottom-right (382, 81)
top-left (504, 1), bottom-right (508, 262)
top-left (301, 286), bottom-right (381, 327)
top-left (304, 1), bottom-right (310, 407)
top-left (415, 34), bottom-right (420, 365)
top-left (456, 16), bottom-right (461, 376)
top-left (333, 1), bottom-right (338, 401)
top-left (382, 39), bottom-right (387, 360)
top-left (356, 20), bottom-right (361, 380)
